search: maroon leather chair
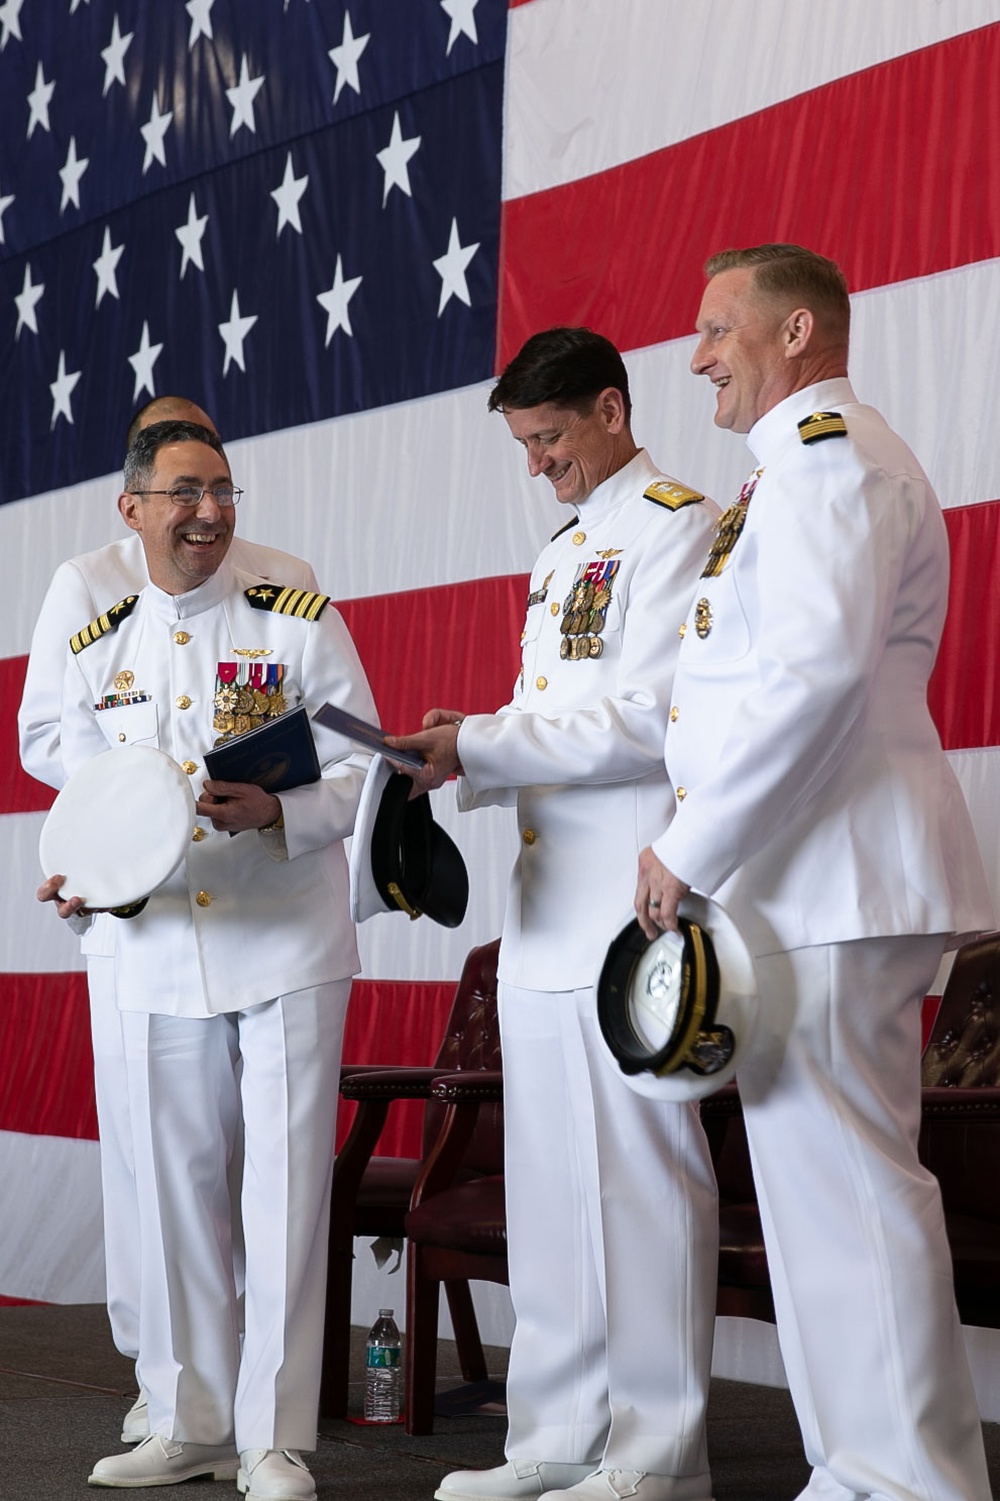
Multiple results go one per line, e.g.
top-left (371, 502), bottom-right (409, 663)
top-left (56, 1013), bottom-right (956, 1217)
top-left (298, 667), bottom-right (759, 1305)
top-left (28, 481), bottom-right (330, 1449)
top-left (320, 938), bottom-right (502, 1419)
top-left (402, 1067), bottom-right (506, 1433)
top-left (703, 931), bottom-right (1000, 1327)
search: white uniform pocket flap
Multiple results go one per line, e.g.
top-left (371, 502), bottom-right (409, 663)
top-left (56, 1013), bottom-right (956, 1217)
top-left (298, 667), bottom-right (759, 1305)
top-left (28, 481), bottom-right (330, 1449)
top-left (95, 701), bottom-right (159, 749)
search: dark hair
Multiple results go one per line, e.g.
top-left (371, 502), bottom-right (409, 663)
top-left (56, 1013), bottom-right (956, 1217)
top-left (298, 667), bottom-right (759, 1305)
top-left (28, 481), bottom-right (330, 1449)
top-left (123, 420), bottom-right (227, 492)
top-left (488, 326), bottom-right (632, 422)
top-left (124, 396), bottom-right (217, 455)
top-left (704, 244), bottom-right (850, 338)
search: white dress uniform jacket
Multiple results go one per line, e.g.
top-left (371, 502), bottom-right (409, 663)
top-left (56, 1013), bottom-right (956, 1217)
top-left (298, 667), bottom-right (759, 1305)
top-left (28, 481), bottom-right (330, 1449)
top-left (58, 556), bottom-right (377, 1014)
top-left (650, 378), bottom-right (995, 1501)
top-left (19, 532), bottom-right (318, 794)
top-left (17, 536), bottom-right (322, 1366)
top-left (450, 451), bottom-right (724, 1486)
top-left (653, 377), bottom-right (994, 954)
top-left (458, 449), bottom-right (720, 987)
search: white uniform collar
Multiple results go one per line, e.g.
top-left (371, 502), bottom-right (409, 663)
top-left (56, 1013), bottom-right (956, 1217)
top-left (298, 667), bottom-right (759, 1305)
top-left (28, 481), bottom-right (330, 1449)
top-left (574, 448), bottom-right (659, 525)
top-left (746, 377), bottom-right (857, 467)
top-left (142, 559), bottom-right (236, 620)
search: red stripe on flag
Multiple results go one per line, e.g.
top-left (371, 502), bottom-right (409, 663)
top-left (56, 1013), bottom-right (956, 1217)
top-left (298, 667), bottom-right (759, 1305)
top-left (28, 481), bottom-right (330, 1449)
top-left (0, 973), bottom-right (96, 1139)
top-left (338, 977), bottom-right (470, 1158)
top-left (1, 971), bottom-right (470, 1161)
top-left (1, 657), bottom-right (55, 815)
top-left (498, 24), bottom-right (1000, 363)
top-left (338, 574), bottom-right (526, 734)
top-left (3, 575), bottom-right (528, 817)
top-left (931, 501), bottom-right (1000, 751)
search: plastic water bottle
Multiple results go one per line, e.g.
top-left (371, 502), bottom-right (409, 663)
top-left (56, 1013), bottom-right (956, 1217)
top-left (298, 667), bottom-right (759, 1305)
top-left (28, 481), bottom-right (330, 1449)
top-left (364, 1308), bottom-right (402, 1421)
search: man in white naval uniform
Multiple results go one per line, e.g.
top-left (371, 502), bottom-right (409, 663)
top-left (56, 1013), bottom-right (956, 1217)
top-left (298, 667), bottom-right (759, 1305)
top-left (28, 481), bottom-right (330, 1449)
top-left (33, 420), bottom-right (375, 1501)
top-left (388, 328), bottom-right (721, 1501)
top-left (636, 245), bottom-right (995, 1501)
top-left (18, 396), bottom-right (319, 1447)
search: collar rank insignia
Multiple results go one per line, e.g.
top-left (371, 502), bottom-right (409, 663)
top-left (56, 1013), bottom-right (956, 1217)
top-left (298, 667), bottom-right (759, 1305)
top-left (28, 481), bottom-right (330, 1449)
top-left (644, 480), bottom-right (704, 510)
top-left (70, 594), bottom-right (139, 655)
top-left (245, 585), bottom-right (330, 621)
top-left (798, 411), bottom-right (847, 444)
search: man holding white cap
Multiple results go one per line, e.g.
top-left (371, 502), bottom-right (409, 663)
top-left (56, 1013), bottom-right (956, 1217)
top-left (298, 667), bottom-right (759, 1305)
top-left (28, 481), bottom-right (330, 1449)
top-left (30, 419), bottom-right (374, 1500)
top-left (18, 395), bottom-right (319, 1448)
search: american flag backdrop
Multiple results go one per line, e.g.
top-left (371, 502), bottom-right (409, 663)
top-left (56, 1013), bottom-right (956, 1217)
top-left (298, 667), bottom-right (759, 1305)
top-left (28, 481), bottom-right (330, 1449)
top-left (2, 0), bottom-right (1000, 1363)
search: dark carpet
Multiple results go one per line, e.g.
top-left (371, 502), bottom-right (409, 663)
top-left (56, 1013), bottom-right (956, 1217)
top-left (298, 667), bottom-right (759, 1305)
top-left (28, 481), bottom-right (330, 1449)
top-left (1, 1304), bottom-right (997, 1500)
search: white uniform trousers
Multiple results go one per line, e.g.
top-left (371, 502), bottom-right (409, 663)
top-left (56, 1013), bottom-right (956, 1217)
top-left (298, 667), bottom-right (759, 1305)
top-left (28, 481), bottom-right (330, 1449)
top-left (120, 982), bottom-right (349, 1452)
top-left (499, 982), bottom-right (718, 1495)
top-left (737, 937), bottom-right (990, 1501)
top-left (88, 958), bottom-right (247, 1365)
top-left (88, 956), bottom-right (140, 1360)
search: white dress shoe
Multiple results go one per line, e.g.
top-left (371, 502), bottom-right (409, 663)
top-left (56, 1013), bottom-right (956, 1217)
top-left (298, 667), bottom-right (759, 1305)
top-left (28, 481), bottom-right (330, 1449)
top-left (434, 1459), bottom-right (596, 1501)
top-left (237, 1448), bottom-right (316, 1501)
top-left (88, 1432), bottom-right (239, 1487)
top-left (120, 1391), bottom-right (150, 1444)
top-left (539, 1472), bottom-right (713, 1501)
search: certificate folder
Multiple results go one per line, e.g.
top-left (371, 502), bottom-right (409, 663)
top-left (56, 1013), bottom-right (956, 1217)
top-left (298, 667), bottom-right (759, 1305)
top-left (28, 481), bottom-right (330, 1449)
top-left (203, 704), bottom-right (321, 793)
top-left (312, 703), bottom-right (425, 771)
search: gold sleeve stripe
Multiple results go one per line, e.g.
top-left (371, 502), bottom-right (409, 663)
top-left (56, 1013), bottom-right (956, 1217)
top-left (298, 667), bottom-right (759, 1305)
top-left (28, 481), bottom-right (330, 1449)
top-left (69, 595), bottom-right (139, 654)
top-left (245, 585), bottom-right (330, 620)
top-left (798, 412), bottom-right (848, 444)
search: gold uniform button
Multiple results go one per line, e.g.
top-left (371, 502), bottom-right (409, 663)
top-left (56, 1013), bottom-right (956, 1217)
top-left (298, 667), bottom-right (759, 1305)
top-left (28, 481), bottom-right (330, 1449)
top-left (669, 706), bottom-right (679, 722)
top-left (676, 786), bottom-right (687, 801)
top-left (118, 732), bottom-right (126, 742)
top-left (173, 631), bottom-right (190, 645)
top-left (572, 531), bottom-right (586, 546)
top-left (535, 676), bottom-right (548, 690)
top-left (550, 602), bottom-right (559, 616)
top-left (175, 695), bottom-right (192, 710)
top-left (522, 829), bottom-right (537, 845)
top-left (191, 827), bottom-right (206, 842)
top-left (182, 760), bottom-right (197, 775)
top-left (195, 890), bottom-right (212, 907)
top-left (678, 622), bottom-right (687, 638)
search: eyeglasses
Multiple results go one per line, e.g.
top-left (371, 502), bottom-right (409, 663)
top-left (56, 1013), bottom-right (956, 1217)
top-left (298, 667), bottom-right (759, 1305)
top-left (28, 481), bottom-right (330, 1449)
top-left (129, 485), bottom-right (243, 508)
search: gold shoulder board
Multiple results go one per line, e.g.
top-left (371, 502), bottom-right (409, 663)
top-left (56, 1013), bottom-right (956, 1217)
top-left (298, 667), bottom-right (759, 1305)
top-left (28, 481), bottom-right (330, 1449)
top-left (644, 480), bottom-right (704, 510)
top-left (798, 412), bottom-right (847, 445)
top-left (550, 515), bottom-right (579, 542)
top-left (245, 585), bottom-right (330, 621)
top-left (69, 594), bottom-right (139, 655)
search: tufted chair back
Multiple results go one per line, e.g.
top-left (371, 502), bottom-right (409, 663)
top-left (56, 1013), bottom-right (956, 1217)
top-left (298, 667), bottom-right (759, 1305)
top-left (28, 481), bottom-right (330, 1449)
top-left (421, 937), bottom-right (503, 1174)
top-left (922, 931), bottom-right (1000, 1086)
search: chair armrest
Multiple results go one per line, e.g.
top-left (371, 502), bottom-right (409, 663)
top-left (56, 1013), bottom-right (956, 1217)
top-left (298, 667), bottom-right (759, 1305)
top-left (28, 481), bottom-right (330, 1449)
top-left (921, 1085), bottom-right (1000, 1121)
top-left (410, 1073), bottom-right (504, 1209)
top-left (429, 1070), bottom-right (503, 1104)
top-left (340, 1066), bottom-right (446, 1101)
top-left (699, 1082), bottom-right (742, 1119)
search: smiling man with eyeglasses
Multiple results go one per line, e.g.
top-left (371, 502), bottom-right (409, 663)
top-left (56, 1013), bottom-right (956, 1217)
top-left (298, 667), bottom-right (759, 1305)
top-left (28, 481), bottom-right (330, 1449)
top-left (120, 424), bottom-right (242, 595)
top-left (28, 416), bottom-right (378, 1500)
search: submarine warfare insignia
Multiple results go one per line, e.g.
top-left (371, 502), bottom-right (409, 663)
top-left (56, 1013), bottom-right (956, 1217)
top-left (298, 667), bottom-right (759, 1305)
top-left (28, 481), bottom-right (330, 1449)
top-left (213, 659), bottom-right (287, 741)
top-left (245, 585), bottom-right (330, 620)
top-left (560, 557), bottom-right (620, 660)
top-left (69, 595), bottom-right (139, 655)
top-left (700, 469), bottom-right (763, 579)
top-left (798, 411), bottom-right (847, 445)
